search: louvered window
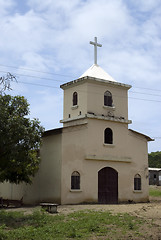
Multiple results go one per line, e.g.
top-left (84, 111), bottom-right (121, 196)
top-left (134, 174), bottom-right (141, 190)
top-left (104, 91), bottom-right (112, 107)
top-left (71, 171), bottom-right (80, 189)
top-left (104, 128), bottom-right (113, 144)
top-left (73, 92), bottom-right (78, 106)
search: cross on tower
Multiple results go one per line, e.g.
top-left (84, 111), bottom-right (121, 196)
top-left (90, 37), bottom-right (102, 65)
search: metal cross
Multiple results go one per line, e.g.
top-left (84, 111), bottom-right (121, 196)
top-left (90, 37), bottom-right (102, 65)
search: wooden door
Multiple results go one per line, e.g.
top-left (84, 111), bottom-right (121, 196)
top-left (98, 167), bottom-right (118, 204)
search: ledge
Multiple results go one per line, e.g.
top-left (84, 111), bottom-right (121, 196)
top-left (60, 115), bottom-right (86, 123)
top-left (85, 155), bottom-right (132, 163)
top-left (70, 189), bottom-right (82, 193)
top-left (86, 113), bottom-right (132, 124)
top-left (103, 143), bottom-right (115, 148)
top-left (60, 113), bottom-right (132, 124)
top-left (133, 190), bottom-right (142, 193)
top-left (103, 105), bottom-right (115, 111)
top-left (71, 105), bottom-right (79, 110)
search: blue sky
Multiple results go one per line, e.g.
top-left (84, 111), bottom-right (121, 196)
top-left (1, 0), bottom-right (161, 153)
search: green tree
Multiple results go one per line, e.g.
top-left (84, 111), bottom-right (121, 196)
top-left (0, 94), bottom-right (44, 184)
top-left (0, 72), bottom-right (16, 94)
top-left (148, 151), bottom-right (161, 168)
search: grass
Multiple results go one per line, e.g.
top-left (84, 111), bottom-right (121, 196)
top-left (0, 209), bottom-right (148, 240)
top-left (149, 187), bottom-right (161, 197)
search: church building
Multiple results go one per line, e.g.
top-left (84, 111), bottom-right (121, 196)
top-left (0, 38), bottom-right (152, 204)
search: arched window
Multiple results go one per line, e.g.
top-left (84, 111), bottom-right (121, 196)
top-left (71, 171), bottom-right (80, 190)
top-left (104, 128), bottom-right (113, 144)
top-left (134, 174), bottom-right (141, 190)
top-left (73, 92), bottom-right (78, 106)
top-left (104, 91), bottom-right (112, 107)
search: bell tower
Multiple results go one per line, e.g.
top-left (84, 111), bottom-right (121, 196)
top-left (60, 37), bottom-right (132, 127)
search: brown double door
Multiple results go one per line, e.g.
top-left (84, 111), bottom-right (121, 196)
top-left (98, 167), bottom-right (118, 204)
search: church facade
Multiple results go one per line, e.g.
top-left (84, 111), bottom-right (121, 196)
top-left (38, 64), bottom-right (152, 204)
top-left (0, 39), bottom-right (153, 205)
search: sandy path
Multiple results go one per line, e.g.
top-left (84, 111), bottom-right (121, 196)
top-left (5, 198), bottom-right (161, 225)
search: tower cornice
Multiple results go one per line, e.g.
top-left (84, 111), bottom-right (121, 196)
top-left (60, 76), bottom-right (131, 90)
top-left (60, 113), bottom-right (132, 124)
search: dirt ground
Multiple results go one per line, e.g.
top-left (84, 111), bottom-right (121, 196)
top-left (8, 198), bottom-right (161, 223)
top-left (5, 186), bottom-right (161, 239)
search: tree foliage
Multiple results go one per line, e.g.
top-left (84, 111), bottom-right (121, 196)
top-left (0, 94), bottom-right (44, 184)
top-left (148, 151), bottom-right (161, 168)
top-left (0, 73), bottom-right (16, 94)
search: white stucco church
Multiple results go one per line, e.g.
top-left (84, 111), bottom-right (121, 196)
top-left (0, 38), bottom-right (153, 204)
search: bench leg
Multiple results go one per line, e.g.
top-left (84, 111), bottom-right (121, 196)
top-left (48, 205), bottom-right (58, 213)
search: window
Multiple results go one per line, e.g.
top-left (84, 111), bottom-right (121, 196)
top-left (104, 128), bottom-right (113, 144)
top-left (71, 171), bottom-right (80, 190)
top-left (73, 92), bottom-right (78, 106)
top-left (134, 174), bottom-right (141, 190)
top-left (104, 91), bottom-right (112, 107)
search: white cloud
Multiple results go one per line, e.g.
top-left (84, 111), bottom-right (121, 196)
top-left (0, 11), bottom-right (47, 53)
top-left (27, 0), bottom-right (80, 13)
top-left (29, 89), bottom-right (63, 130)
top-left (0, 0), bottom-right (15, 16)
top-left (0, 0), bottom-right (161, 152)
top-left (21, 52), bottom-right (48, 72)
top-left (128, 0), bottom-right (161, 12)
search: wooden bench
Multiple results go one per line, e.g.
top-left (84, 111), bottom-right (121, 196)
top-left (0, 197), bottom-right (23, 208)
top-left (40, 203), bottom-right (58, 213)
top-left (0, 197), bottom-right (3, 207)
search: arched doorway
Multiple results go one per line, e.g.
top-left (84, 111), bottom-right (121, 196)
top-left (98, 167), bottom-right (118, 204)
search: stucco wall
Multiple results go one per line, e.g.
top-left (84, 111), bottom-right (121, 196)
top-left (60, 118), bottom-right (149, 204)
top-left (0, 76), bottom-right (149, 205)
top-left (63, 81), bottom-right (88, 121)
top-left (61, 123), bottom-right (88, 204)
top-left (39, 132), bottom-right (62, 204)
top-left (62, 80), bottom-right (129, 124)
top-left (0, 175), bottom-right (41, 205)
top-left (0, 131), bottom-right (62, 205)
top-left (86, 81), bottom-right (129, 120)
top-left (121, 130), bottom-right (149, 202)
top-left (0, 182), bottom-right (24, 200)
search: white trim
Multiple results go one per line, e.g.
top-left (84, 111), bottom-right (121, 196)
top-left (85, 155), bottom-right (131, 163)
top-left (60, 113), bottom-right (132, 124)
top-left (149, 168), bottom-right (161, 171)
top-left (103, 143), bottom-right (115, 148)
top-left (87, 113), bottom-right (132, 124)
top-left (103, 105), bottom-right (115, 111)
top-left (70, 189), bottom-right (82, 193)
top-left (60, 115), bottom-right (86, 123)
top-left (71, 105), bottom-right (79, 110)
top-left (60, 75), bottom-right (132, 90)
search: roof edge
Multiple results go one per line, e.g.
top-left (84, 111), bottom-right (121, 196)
top-left (129, 129), bottom-right (154, 142)
top-left (60, 76), bottom-right (131, 90)
top-left (43, 127), bottom-right (63, 137)
top-left (149, 167), bottom-right (161, 171)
